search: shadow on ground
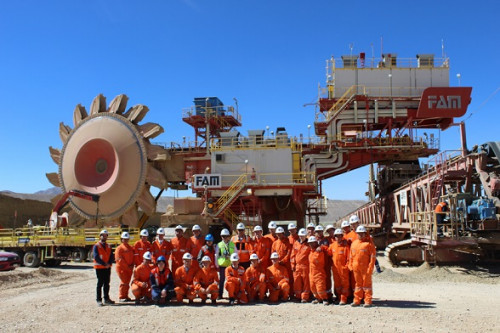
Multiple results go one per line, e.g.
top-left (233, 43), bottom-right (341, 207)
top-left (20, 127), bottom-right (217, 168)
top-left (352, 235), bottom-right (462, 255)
top-left (374, 300), bottom-right (436, 308)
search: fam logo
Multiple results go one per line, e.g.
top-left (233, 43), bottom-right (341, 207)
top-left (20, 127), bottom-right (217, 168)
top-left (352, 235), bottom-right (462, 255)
top-left (428, 95), bottom-right (461, 109)
top-left (193, 174), bottom-right (222, 189)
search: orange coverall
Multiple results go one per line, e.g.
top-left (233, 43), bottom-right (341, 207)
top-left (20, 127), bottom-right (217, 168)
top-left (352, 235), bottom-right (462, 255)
top-left (114, 242), bottom-right (135, 299)
top-left (131, 262), bottom-right (152, 299)
top-left (266, 263), bottom-right (290, 302)
top-left (151, 239), bottom-right (172, 265)
top-left (271, 237), bottom-right (293, 291)
top-left (329, 239), bottom-right (351, 303)
top-left (133, 239), bottom-right (152, 267)
top-left (190, 235), bottom-right (205, 270)
top-left (349, 237), bottom-right (376, 305)
top-left (345, 230), bottom-right (358, 290)
top-left (244, 264), bottom-right (267, 302)
top-left (265, 233), bottom-right (278, 243)
top-left (174, 265), bottom-right (199, 302)
top-left (308, 248), bottom-right (328, 301)
top-left (225, 265), bottom-right (248, 304)
top-left (290, 239), bottom-right (311, 301)
top-left (288, 234), bottom-right (299, 245)
top-left (193, 266), bottom-right (219, 301)
top-left (171, 236), bottom-right (195, 275)
top-left (252, 236), bottom-right (273, 268)
top-left (232, 235), bottom-right (253, 266)
top-left (318, 237), bottom-right (333, 299)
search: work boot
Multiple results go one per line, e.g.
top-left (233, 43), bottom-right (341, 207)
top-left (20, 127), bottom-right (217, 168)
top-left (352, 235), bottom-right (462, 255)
top-left (351, 302), bottom-right (360, 307)
top-left (103, 298), bottom-right (115, 305)
top-left (97, 300), bottom-right (103, 307)
top-left (135, 298), bottom-right (140, 305)
top-left (311, 299), bottom-right (319, 304)
top-left (119, 298), bottom-right (128, 303)
top-left (211, 299), bottom-right (217, 305)
top-left (339, 301), bottom-right (347, 306)
top-left (201, 299), bottom-right (207, 305)
top-left (323, 300), bottom-right (330, 306)
top-left (301, 299), bottom-right (308, 303)
top-left (229, 298), bottom-right (235, 305)
top-left (188, 299), bottom-right (194, 304)
top-left (364, 303), bottom-right (373, 308)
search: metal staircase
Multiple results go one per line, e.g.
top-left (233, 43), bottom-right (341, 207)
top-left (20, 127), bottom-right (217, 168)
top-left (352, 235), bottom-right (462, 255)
top-left (213, 173), bottom-right (248, 218)
top-left (327, 85), bottom-right (364, 120)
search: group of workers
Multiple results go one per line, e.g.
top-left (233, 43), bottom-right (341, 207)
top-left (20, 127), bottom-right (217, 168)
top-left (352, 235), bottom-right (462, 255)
top-left (93, 215), bottom-right (376, 307)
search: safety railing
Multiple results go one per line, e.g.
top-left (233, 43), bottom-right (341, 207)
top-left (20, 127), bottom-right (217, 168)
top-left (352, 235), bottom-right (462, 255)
top-left (223, 209), bottom-right (240, 230)
top-left (410, 211), bottom-right (458, 244)
top-left (327, 56), bottom-right (449, 70)
top-left (214, 174), bottom-right (248, 216)
top-left (219, 172), bottom-right (316, 188)
top-left (332, 134), bottom-right (438, 150)
top-left (327, 85), bottom-right (363, 118)
top-left (306, 197), bottom-right (328, 215)
top-left (210, 136), bottom-right (303, 152)
top-left (182, 105), bottom-right (242, 123)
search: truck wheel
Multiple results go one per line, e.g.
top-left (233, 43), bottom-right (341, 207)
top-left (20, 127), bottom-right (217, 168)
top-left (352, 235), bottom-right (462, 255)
top-left (87, 249), bottom-right (94, 262)
top-left (72, 248), bottom-right (87, 262)
top-left (23, 251), bottom-right (41, 268)
top-left (45, 259), bottom-right (62, 267)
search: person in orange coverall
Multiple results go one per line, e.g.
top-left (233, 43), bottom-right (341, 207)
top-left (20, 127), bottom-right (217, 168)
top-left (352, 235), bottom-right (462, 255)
top-left (271, 227), bottom-right (293, 292)
top-left (306, 222), bottom-right (316, 238)
top-left (244, 253), bottom-right (267, 302)
top-left (290, 228), bottom-right (310, 302)
top-left (287, 223), bottom-right (299, 245)
top-left (225, 253), bottom-right (248, 305)
top-left (267, 252), bottom-right (290, 302)
top-left (308, 236), bottom-right (329, 305)
top-left (171, 225), bottom-right (195, 275)
top-left (315, 225), bottom-right (333, 302)
top-left (114, 231), bottom-right (135, 302)
top-left (131, 251), bottom-right (153, 304)
top-left (190, 224), bottom-right (204, 270)
top-left (329, 228), bottom-right (351, 305)
top-left (193, 255), bottom-right (219, 304)
top-left (151, 227), bottom-right (172, 266)
top-left (349, 225), bottom-right (376, 307)
top-left (133, 229), bottom-right (152, 267)
top-left (252, 225), bottom-right (272, 268)
top-left (174, 252), bottom-right (198, 303)
top-left (265, 221), bottom-right (278, 242)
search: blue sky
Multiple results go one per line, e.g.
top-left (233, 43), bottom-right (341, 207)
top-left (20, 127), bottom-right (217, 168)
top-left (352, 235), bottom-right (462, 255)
top-left (1, 0), bottom-right (499, 200)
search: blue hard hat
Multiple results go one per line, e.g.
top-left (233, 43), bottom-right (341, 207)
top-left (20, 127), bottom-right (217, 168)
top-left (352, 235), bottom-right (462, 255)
top-left (205, 234), bottom-right (214, 242)
top-left (157, 256), bottom-right (166, 263)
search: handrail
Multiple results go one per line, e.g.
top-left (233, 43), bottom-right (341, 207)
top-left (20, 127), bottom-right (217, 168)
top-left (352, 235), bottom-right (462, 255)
top-left (214, 174), bottom-right (248, 216)
top-left (210, 136), bottom-right (302, 152)
top-left (327, 85), bottom-right (360, 116)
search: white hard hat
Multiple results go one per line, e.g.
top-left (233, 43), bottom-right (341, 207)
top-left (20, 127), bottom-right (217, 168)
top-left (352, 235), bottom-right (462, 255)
top-left (270, 252), bottom-right (279, 259)
top-left (201, 255), bottom-right (211, 262)
top-left (183, 253), bottom-right (193, 260)
top-left (298, 228), bottom-right (307, 237)
top-left (356, 225), bottom-right (367, 233)
top-left (230, 253), bottom-right (239, 261)
top-left (236, 222), bottom-right (245, 230)
top-left (307, 222), bottom-right (315, 229)
top-left (99, 229), bottom-right (108, 236)
top-left (220, 228), bottom-right (230, 236)
top-left (175, 225), bottom-right (184, 231)
top-left (121, 231), bottom-right (130, 239)
top-left (341, 220), bottom-right (350, 228)
top-left (288, 223), bottom-right (297, 230)
top-left (253, 225), bottom-right (263, 232)
top-left (156, 227), bottom-right (165, 235)
top-left (143, 251), bottom-right (152, 260)
top-left (140, 229), bottom-right (149, 237)
top-left (315, 225), bottom-right (324, 232)
top-left (250, 253), bottom-right (259, 260)
top-left (334, 228), bottom-right (343, 236)
top-left (268, 221), bottom-right (277, 229)
top-left (192, 224), bottom-right (201, 231)
top-left (349, 215), bottom-right (360, 224)
top-left (308, 236), bottom-right (317, 243)
top-left (325, 225), bottom-right (334, 232)
top-left (276, 227), bottom-right (285, 234)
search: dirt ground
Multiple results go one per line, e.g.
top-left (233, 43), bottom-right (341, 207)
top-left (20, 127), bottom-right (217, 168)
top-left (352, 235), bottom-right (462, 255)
top-left (1, 256), bottom-right (499, 333)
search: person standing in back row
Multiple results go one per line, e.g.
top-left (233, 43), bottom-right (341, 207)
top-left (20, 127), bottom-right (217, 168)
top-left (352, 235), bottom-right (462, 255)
top-left (114, 231), bottom-right (135, 302)
top-left (232, 222), bottom-right (253, 269)
top-left (349, 225), bottom-right (376, 308)
top-left (215, 228), bottom-right (235, 298)
top-left (93, 230), bottom-right (114, 306)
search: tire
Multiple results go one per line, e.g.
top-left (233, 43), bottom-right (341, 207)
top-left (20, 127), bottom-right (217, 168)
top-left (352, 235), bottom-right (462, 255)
top-left (45, 259), bottom-right (62, 267)
top-left (87, 248), bottom-right (94, 262)
top-left (72, 248), bottom-right (87, 263)
top-left (23, 251), bottom-right (41, 268)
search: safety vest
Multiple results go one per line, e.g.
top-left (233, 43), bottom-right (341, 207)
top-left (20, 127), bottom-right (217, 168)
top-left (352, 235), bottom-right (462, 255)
top-left (231, 235), bottom-right (252, 263)
top-left (151, 267), bottom-right (171, 287)
top-left (93, 241), bottom-right (111, 269)
top-left (217, 241), bottom-right (235, 267)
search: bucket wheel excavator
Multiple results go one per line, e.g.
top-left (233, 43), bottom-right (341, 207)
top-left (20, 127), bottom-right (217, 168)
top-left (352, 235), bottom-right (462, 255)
top-left (46, 94), bottom-right (171, 227)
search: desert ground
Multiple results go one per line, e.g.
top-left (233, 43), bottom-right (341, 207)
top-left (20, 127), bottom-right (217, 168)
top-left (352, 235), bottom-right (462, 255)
top-left (1, 255), bottom-right (499, 333)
